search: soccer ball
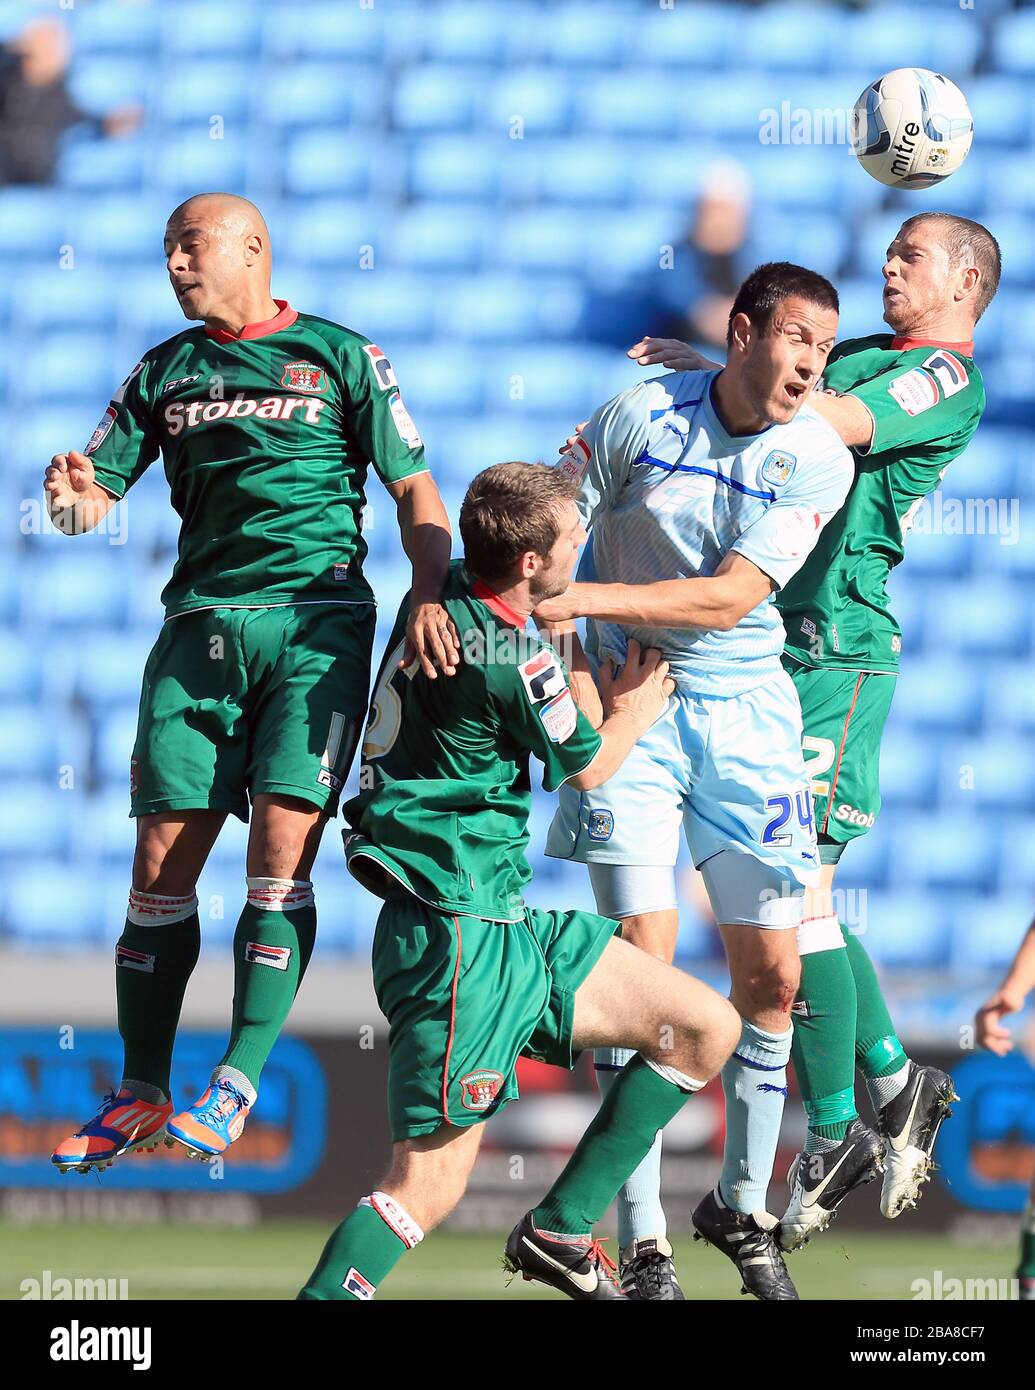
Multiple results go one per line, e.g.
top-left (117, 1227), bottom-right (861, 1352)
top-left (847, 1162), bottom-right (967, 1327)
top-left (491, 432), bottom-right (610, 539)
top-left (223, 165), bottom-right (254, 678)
top-left (851, 68), bottom-right (973, 189)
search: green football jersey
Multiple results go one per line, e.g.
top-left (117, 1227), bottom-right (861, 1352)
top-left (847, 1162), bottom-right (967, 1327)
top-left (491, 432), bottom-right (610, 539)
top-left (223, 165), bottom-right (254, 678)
top-left (778, 334), bottom-right (985, 672)
top-left (84, 300), bottom-right (427, 617)
top-left (344, 562), bottom-right (603, 922)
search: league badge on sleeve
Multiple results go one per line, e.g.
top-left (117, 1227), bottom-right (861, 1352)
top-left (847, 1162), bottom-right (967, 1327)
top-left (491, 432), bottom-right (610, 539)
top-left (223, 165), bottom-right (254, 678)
top-left (539, 688), bottom-right (578, 743)
top-left (888, 367), bottom-right (939, 416)
top-left (760, 450), bottom-right (797, 487)
top-left (388, 390), bottom-right (423, 448)
top-left (84, 406), bottom-right (117, 455)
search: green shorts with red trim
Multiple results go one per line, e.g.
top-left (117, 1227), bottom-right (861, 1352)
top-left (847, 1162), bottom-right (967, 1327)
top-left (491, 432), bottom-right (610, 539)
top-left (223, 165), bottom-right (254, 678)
top-left (371, 892), bottom-right (619, 1141)
top-left (130, 604), bottom-right (375, 821)
top-left (783, 656), bottom-right (897, 864)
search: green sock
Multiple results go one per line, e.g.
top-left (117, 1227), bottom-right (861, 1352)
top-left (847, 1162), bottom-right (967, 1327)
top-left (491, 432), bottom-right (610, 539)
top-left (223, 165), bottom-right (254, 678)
top-left (841, 923), bottom-right (908, 1079)
top-left (218, 880), bottom-right (317, 1091)
top-left (1018, 1198), bottom-right (1035, 1280)
top-left (116, 892), bottom-right (201, 1098)
top-left (298, 1197), bottom-right (421, 1300)
top-left (532, 1054), bottom-right (697, 1235)
top-left (791, 932), bottom-right (859, 1143)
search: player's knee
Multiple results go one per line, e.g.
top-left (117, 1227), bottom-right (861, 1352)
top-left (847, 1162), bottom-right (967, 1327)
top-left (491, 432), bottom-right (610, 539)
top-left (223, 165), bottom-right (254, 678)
top-left (739, 958), bottom-right (800, 1017)
top-left (683, 990), bottom-right (741, 1079)
top-left (132, 834), bottom-right (187, 895)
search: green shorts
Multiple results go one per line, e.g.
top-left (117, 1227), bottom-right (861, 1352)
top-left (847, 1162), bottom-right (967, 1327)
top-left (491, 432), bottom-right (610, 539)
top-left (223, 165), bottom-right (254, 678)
top-left (784, 656), bottom-right (897, 863)
top-left (130, 603), bottom-right (376, 821)
top-left (372, 893), bottom-right (619, 1141)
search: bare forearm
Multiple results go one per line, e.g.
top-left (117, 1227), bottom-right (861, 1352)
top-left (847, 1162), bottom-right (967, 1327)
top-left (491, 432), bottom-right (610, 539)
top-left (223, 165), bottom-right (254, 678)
top-left (568, 578), bottom-right (743, 632)
top-left (1000, 923), bottom-right (1035, 1003)
top-left (569, 709), bottom-right (645, 790)
top-left (397, 485), bottom-right (451, 605)
top-left (809, 391), bottom-right (873, 449)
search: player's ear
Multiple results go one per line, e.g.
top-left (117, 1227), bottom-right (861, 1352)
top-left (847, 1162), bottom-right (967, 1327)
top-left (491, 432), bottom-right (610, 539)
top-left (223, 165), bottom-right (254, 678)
top-left (243, 232), bottom-right (263, 264)
top-left (728, 311), bottom-right (753, 355)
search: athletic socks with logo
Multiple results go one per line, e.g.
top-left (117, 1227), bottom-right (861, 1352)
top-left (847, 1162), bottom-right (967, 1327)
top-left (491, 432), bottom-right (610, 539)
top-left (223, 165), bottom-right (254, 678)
top-left (594, 1047), bottom-right (667, 1248)
top-left (532, 1053), bottom-right (704, 1237)
top-left (298, 1191), bottom-right (424, 1300)
top-left (791, 915), bottom-right (859, 1144)
top-left (719, 1018), bottom-right (792, 1212)
top-left (218, 877), bottom-right (317, 1091)
top-left (115, 890), bottom-right (201, 1098)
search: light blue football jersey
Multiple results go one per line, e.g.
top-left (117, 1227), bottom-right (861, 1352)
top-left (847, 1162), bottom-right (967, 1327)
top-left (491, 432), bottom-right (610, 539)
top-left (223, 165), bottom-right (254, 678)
top-left (559, 369), bottom-right (853, 696)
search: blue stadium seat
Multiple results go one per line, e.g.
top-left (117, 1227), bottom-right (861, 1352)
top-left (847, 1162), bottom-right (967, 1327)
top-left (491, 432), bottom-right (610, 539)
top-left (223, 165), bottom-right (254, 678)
top-left (422, 3), bottom-right (527, 63)
top-left (950, 895), bottom-right (1035, 972)
top-left (283, 133), bottom-right (379, 198)
top-left (96, 708), bottom-right (140, 789)
top-left (327, 273), bottom-right (436, 341)
top-left (940, 738), bottom-right (1035, 812)
top-left (0, 632), bottom-right (43, 702)
top-left (263, 66), bottom-right (384, 128)
top-left (390, 203), bottom-right (491, 270)
top-left (159, 5), bottom-right (264, 57)
top-left (920, 579), bottom-right (1029, 659)
top-left (628, 4), bottom-right (735, 68)
top-left (390, 343), bottom-right (485, 416)
top-left (263, 4), bottom-right (386, 61)
top-left (996, 819), bottom-right (1035, 892)
top-left (851, 891), bottom-right (950, 968)
top-left (148, 134), bottom-right (252, 197)
top-left (410, 136), bottom-right (507, 202)
top-left (983, 663), bottom-right (1035, 735)
top-left (20, 552), bottom-right (133, 633)
top-left (434, 273), bottom-right (582, 342)
top-left (58, 137), bottom-right (149, 194)
top-left (584, 208), bottom-right (681, 280)
top-left (155, 63), bottom-right (255, 125)
top-left (0, 706), bottom-right (57, 778)
top-left (10, 332), bottom-right (120, 402)
top-left (393, 66), bottom-right (488, 131)
top-left (892, 815), bottom-right (998, 894)
top-left (71, 194), bottom-right (169, 263)
top-left (892, 655), bottom-right (984, 734)
top-left (74, 635), bottom-right (153, 708)
top-left (9, 266), bottom-right (116, 332)
top-left (0, 189), bottom-right (68, 257)
top-left (747, 210), bottom-right (847, 279)
top-left (67, 57), bottom-right (153, 111)
top-left (968, 79), bottom-right (1035, 150)
top-left (741, 4), bottom-right (845, 70)
top-left (531, 4), bottom-right (636, 67)
top-left (991, 12), bottom-right (1035, 76)
top-left (5, 862), bottom-right (107, 943)
top-left (72, 1), bottom-right (161, 55)
top-left (843, 6), bottom-right (982, 74)
top-left (528, 138), bottom-right (632, 205)
top-left (944, 428), bottom-right (1020, 503)
top-left (483, 69), bottom-right (572, 138)
top-left (877, 727), bottom-right (939, 811)
top-left (483, 344), bottom-right (617, 415)
top-left (280, 200), bottom-right (385, 267)
top-left (489, 211), bottom-right (588, 274)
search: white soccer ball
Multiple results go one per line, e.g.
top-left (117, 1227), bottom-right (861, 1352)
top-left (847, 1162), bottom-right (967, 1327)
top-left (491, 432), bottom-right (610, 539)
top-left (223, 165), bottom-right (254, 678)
top-left (851, 68), bottom-right (973, 189)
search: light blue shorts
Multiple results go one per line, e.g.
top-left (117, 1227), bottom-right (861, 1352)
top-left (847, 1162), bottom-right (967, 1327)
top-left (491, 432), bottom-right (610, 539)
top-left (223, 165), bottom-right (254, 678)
top-left (545, 669), bottom-right (819, 927)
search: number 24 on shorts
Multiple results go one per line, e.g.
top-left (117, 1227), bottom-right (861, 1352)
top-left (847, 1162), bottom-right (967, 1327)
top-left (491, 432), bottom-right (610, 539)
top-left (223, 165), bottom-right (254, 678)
top-left (762, 790), bottom-right (815, 846)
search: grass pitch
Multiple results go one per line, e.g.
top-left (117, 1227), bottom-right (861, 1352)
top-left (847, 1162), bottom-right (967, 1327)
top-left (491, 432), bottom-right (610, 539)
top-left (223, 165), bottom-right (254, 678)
top-left (0, 1221), bottom-right (1015, 1301)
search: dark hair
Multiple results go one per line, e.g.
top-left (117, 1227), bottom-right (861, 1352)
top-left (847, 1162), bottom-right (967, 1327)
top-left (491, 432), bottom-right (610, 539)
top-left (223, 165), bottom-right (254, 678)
top-left (460, 462), bottom-right (578, 585)
top-left (896, 212), bottom-right (1002, 321)
top-left (726, 261), bottom-right (840, 347)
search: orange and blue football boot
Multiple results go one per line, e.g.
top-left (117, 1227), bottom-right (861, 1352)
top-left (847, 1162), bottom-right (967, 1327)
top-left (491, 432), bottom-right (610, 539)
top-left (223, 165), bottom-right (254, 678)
top-left (52, 1088), bottom-right (173, 1173)
top-left (165, 1079), bottom-right (252, 1160)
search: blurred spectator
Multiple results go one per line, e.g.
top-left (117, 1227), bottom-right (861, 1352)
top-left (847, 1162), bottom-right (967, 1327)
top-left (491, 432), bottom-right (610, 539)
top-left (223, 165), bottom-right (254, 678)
top-left (0, 17), bottom-right (142, 185)
top-left (580, 159), bottom-right (755, 350)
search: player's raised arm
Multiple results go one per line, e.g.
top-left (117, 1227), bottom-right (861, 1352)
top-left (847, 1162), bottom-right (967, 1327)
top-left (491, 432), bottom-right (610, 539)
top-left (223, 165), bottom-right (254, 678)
top-left (386, 470), bottom-right (459, 679)
top-left (628, 336), bottom-right (722, 373)
top-left (43, 448), bottom-right (118, 535)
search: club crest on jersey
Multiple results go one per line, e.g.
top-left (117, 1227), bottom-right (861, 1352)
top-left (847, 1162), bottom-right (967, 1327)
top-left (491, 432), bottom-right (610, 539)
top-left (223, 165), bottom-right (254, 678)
top-left (518, 650), bottom-right (566, 704)
top-left (587, 809), bottom-right (614, 842)
top-left (760, 450), bottom-right (797, 486)
top-left (280, 360), bottom-right (328, 394)
top-left (459, 1069), bottom-right (504, 1112)
top-left (342, 1267), bottom-right (376, 1300)
top-left (244, 942), bottom-right (292, 970)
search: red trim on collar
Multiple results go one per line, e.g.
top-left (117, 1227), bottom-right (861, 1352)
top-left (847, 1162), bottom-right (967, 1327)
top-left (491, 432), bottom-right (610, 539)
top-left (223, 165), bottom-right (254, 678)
top-left (891, 335), bottom-right (974, 356)
top-left (472, 579), bottom-right (526, 629)
top-left (204, 299), bottom-right (298, 343)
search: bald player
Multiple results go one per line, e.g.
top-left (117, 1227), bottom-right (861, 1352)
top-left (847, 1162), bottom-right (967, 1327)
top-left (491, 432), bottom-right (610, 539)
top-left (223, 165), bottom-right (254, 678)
top-left (48, 193), bottom-right (457, 1170)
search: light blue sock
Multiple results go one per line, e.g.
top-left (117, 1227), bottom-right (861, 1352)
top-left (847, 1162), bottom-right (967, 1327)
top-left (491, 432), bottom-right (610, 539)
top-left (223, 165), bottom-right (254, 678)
top-left (594, 1046), bottom-right (667, 1250)
top-left (718, 1020), bottom-right (792, 1215)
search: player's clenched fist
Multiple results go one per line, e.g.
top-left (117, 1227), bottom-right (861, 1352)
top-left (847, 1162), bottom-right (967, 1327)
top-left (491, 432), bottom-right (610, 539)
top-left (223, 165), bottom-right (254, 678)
top-left (598, 639), bottom-right (674, 730)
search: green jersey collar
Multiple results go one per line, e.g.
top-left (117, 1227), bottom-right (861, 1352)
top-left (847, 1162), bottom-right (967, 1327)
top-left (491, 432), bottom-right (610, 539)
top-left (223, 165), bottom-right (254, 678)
top-left (205, 299), bottom-right (298, 344)
top-left (471, 577), bottom-right (526, 630)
